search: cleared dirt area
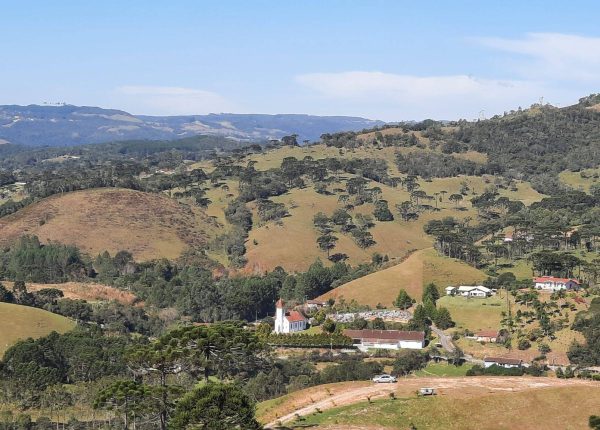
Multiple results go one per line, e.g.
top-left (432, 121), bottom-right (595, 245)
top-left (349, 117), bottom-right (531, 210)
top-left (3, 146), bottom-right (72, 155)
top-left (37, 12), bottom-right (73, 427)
top-left (0, 188), bottom-right (212, 260)
top-left (3, 281), bottom-right (139, 305)
top-left (262, 376), bottom-right (598, 428)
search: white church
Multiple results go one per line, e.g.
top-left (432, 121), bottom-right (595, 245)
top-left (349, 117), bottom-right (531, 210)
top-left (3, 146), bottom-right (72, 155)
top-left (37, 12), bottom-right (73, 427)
top-left (274, 299), bottom-right (308, 334)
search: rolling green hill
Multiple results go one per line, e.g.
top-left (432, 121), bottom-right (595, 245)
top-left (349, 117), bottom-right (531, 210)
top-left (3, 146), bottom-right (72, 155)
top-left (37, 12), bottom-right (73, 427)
top-left (0, 302), bottom-right (75, 357)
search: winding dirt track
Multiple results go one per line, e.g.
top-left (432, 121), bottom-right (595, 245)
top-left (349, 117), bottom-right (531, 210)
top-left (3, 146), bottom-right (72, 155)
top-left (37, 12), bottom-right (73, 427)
top-left (265, 376), bottom-right (597, 428)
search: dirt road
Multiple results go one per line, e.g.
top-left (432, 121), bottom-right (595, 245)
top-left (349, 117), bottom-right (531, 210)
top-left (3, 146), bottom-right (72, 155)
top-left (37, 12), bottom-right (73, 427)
top-left (431, 325), bottom-right (455, 352)
top-left (264, 376), bottom-right (597, 428)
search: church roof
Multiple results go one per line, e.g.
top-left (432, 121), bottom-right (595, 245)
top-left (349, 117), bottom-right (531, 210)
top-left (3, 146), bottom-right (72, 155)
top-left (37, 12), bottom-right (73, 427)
top-left (285, 310), bottom-right (307, 322)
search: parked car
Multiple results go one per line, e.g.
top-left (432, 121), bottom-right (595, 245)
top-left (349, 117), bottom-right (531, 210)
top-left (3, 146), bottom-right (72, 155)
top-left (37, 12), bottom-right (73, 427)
top-left (418, 387), bottom-right (435, 396)
top-left (372, 374), bottom-right (397, 383)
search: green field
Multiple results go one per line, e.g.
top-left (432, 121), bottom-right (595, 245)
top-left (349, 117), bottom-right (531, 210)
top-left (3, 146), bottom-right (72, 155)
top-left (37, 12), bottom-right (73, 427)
top-left (297, 386), bottom-right (600, 429)
top-left (414, 362), bottom-right (473, 377)
top-left (0, 302), bottom-right (75, 356)
top-left (559, 168), bottom-right (600, 192)
top-left (437, 295), bottom-right (507, 332)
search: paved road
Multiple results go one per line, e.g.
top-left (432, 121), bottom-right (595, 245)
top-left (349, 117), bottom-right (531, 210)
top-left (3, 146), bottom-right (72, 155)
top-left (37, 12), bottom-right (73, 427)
top-left (431, 325), bottom-right (455, 352)
top-left (264, 376), bottom-right (598, 428)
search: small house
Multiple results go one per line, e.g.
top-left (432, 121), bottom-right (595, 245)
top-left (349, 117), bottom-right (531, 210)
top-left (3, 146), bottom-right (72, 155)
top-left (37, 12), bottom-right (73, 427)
top-left (343, 329), bottom-right (425, 351)
top-left (471, 330), bottom-right (499, 343)
top-left (483, 356), bottom-right (522, 368)
top-left (447, 285), bottom-right (494, 298)
top-left (304, 299), bottom-right (327, 311)
top-left (533, 276), bottom-right (580, 291)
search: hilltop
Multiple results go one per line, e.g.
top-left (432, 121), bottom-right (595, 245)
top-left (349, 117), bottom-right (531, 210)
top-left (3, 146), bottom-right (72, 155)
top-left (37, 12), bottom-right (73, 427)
top-left (0, 188), bottom-right (215, 261)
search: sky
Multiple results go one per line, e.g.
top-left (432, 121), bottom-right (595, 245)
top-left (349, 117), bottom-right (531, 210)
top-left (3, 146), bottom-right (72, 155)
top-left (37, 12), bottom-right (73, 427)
top-left (1, 0), bottom-right (600, 121)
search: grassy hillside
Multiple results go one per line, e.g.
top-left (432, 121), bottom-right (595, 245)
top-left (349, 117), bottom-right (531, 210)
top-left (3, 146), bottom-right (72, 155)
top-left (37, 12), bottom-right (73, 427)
top-left (559, 168), bottom-right (600, 192)
top-left (317, 248), bottom-right (488, 307)
top-left (0, 188), bottom-right (215, 261)
top-left (297, 385), bottom-right (600, 429)
top-left (0, 302), bottom-right (75, 356)
top-left (202, 143), bottom-right (544, 272)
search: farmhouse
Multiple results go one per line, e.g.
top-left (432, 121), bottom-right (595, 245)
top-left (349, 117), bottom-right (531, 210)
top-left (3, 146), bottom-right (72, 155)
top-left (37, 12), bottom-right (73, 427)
top-left (483, 356), bottom-right (522, 368)
top-left (343, 329), bottom-right (425, 351)
top-left (534, 276), bottom-right (580, 291)
top-left (274, 299), bottom-right (307, 334)
top-left (304, 299), bottom-right (327, 311)
top-left (470, 330), bottom-right (499, 343)
top-left (446, 285), bottom-right (494, 298)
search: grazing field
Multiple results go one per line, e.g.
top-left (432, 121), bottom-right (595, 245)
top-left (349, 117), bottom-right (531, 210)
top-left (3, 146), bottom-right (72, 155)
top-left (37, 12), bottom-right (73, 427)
top-left (318, 249), bottom-right (487, 307)
top-left (259, 377), bottom-right (599, 429)
top-left (437, 295), bottom-right (507, 332)
top-left (0, 302), bottom-right (75, 357)
top-left (211, 143), bottom-right (544, 271)
top-left (559, 168), bottom-right (600, 192)
top-left (0, 188), bottom-right (215, 261)
top-left (414, 362), bottom-right (473, 377)
top-left (443, 291), bottom-right (587, 364)
top-left (296, 385), bottom-right (600, 429)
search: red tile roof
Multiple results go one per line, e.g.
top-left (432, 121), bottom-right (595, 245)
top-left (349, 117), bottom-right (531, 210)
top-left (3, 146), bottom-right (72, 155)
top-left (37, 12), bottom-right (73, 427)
top-left (534, 276), bottom-right (580, 284)
top-left (285, 310), bottom-right (306, 322)
top-left (475, 330), bottom-right (499, 338)
top-left (343, 329), bottom-right (425, 343)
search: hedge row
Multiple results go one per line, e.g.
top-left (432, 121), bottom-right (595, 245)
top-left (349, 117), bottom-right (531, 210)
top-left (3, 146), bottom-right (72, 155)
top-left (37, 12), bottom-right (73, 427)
top-left (267, 333), bottom-right (353, 348)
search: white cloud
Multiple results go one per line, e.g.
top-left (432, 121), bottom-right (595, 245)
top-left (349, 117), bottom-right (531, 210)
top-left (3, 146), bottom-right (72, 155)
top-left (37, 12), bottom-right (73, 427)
top-left (477, 33), bottom-right (600, 81)
top-left (295, 72), bottom-right (554, 120)
top-left (113, 85), bottom-right (234, 115)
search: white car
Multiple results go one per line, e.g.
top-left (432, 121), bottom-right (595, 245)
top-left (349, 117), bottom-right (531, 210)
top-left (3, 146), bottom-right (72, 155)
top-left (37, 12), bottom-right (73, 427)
top-left (372, 374), bottom-right (397, 383)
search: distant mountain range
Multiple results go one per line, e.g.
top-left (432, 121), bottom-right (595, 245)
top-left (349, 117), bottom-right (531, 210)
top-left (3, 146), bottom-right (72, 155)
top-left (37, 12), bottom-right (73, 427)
top-left (0, 105), bottom-right (384, 147)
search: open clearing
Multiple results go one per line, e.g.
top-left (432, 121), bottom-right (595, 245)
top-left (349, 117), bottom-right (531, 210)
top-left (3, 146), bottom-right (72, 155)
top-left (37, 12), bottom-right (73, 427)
top-left (559, 168), bottom-right (600, 192)
top-left (0, 188), bottom-right (214, 261)
top-left (317, 248), bottom-right (487, 307)
top-left (3, 281), bottom-right (139, 305)
top-left (260, 377), bottom-right (600, 429)
top-left (0, 302), bottom-right (75, 357)
top-left (438, 295), bottom-right (507, 332)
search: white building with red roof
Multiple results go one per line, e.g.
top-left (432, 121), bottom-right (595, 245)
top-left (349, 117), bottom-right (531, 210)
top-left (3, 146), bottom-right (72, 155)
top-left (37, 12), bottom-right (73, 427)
top-left (274, 299), bottom-right (307, 334)
top-left (343, 329), bottom-right (425, 351)
top-left (533, 276), bottom-right (580, 291)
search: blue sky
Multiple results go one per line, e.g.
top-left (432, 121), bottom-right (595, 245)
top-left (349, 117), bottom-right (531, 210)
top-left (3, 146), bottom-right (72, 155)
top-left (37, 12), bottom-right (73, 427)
top-left (1, 0), bottom-right (600, 120)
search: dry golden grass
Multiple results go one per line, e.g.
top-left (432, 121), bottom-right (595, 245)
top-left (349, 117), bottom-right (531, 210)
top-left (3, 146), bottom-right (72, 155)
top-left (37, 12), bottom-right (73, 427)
top-left (317, 248), bottom-right (487, 307)
top-left (300, 385), bottom-right (600, 430)
top-left (4, 281), bottom-right (139, 305)
top-left (0, 188), bottom-right (214, 261)
top-left (0, 302), bottom-right (75, 357)
top-left (184, 145), bottom-right (544, 272)
top-left (259, 377), bottom-right (600, 429)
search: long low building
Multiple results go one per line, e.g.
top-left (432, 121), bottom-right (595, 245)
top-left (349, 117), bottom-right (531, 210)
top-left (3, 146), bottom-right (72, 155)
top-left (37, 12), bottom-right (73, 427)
top-left (483, 356), bottom-right (522, 368)
top-left (343, 329), bottom-right (425, 351)
top-left (445, 285), bottom-right (494, 297)
top-left (533, 276), bottom-right (580, 291)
